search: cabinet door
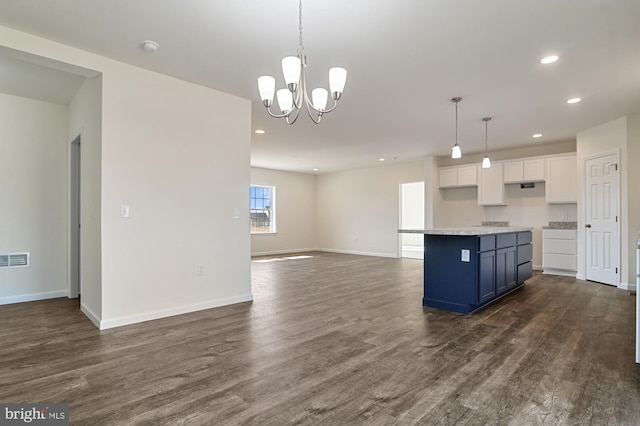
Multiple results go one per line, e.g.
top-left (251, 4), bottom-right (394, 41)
top-left (523, 158), bottom-right (545, 182)
top-left (496, 248), bottom-right (508, 295)
top-left (478, 164), bottom-right (505, 205)
top-left (479, 250), bottom-right (496, 304)
top-left (457, 165), bottom-right (478, 186)
top-left (439, 168), bottom-right (458, 188)
top-left (497, 246), bottom-right (517, 295)
top-left (546, 155), bottom-right (577, 203)
top-left (504, 161), bottom-right (524, 183)
top-left (505, 246), bottom-right (517, 289)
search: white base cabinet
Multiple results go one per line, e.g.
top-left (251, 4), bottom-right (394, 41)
top-left (543, 229), bottom-right (577, 276)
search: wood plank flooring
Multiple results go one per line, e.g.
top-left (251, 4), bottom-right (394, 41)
top-left (0, 251), bottom-right (638, 425)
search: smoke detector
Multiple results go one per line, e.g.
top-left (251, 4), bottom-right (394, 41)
top-left (141, 40), bottom-right (159, 53)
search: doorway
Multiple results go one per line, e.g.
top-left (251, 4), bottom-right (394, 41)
top-left (70, 135), bottom-right (81, 298)
top-left (399, 181), bottom-right (425, 259)
top-left (584, 152), bottom-right (619, 286)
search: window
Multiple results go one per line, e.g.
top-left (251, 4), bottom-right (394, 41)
top-left (250, 185), bottom-right (276, 233)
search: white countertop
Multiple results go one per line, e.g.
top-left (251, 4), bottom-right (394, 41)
top-left (399, 227), bottom-right (533, 235)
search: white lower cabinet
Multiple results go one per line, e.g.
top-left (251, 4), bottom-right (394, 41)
top-left (543, 229), bottom-right (577, 276)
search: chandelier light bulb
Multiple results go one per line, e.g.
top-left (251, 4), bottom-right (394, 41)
top-left (257, 76), bottom-right (275, 106)
top-left (277, 89), bottom-right (293, 114)
top-left (329, 67), bottom-right (347, 98)
top-left (281, 56), bottom-right (301, 88)
top-left (482, 156), bottom-right (491, 169)
top-left (312, 88), bottom-right (328, 111)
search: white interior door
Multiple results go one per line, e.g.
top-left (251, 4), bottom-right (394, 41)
top-left (585, 153), bottom-right (619, 286)
top-left (399, 182), bottom-right (424, 259)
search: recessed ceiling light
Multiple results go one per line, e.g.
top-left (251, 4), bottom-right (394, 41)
top-left (312, 168), bottom-right (319, 171)
top-left (541, 55), bottom-right (558, 64)
top-left (567, 98), bottom-right (581, 104)
top-left (378, 158), bottom-right (385, 162)
top-left (254, 129), bottom-right (265, 134)
top-left (532, 133), bottom-right (542, 138)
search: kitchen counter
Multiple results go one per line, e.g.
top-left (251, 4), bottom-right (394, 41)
top-left (399, 227), bottom-right (533, 236)
top-left (542, 221), bottom-right (577, 229)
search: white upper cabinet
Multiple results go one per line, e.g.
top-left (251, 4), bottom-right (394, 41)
top-left (439, 167), bottom-right (458, 188)
top-left (478, 163), bottom-right (506, 205)
top-left (504, 158), bottom-right (545, 183)
top-left (457, 165), bottom-right (478, 186)
top-left (439, 165), bottom-right (477, 188)
top-left (546, 155), bottom-right (577, 204)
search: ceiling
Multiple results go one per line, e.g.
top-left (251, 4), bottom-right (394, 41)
top-left (0, 0), bottom-right (639, 174)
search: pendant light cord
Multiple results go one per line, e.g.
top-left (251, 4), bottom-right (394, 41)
top-left (455, 101), bottom-right (458, 146)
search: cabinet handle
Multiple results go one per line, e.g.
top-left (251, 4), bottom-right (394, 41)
top-left (585, 224), bottom-right (592, 228)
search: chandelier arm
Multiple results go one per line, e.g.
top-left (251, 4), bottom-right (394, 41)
top-left (305, 101), bottom-right (322, 124)
top-left (264, 106), bottom-right (293, 119)
top-left (285, 107), bottom-right (301, 125)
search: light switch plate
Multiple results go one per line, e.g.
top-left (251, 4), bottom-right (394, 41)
top-left (120, 204), bottom-right (130, 218)
top-left (461, 249), bottom-right (470, 262)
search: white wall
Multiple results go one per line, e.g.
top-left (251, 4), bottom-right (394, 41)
top-left (0, 93), bottom-right (69, 303)
top-left (250, 167), bottom-right (316, 256)
top-left (577, 116), bottom-right (638, 288)
top-left (316, 161), bottom-right (425, 257)
top-left (0, 24), bottom-right (252, 329)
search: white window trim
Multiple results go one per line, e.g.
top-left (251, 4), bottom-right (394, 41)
top-left (250, 184), bottom-right (277, 234)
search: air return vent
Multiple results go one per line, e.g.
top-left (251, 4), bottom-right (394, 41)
top-left (0, 252), bottom-right (30, 268)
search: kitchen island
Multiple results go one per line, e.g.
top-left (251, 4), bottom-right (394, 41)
top-left (400, 228), bottom-right (533, 314)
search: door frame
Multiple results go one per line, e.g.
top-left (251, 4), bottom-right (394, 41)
top-left (582, 149), bottom-right (620, 286)
top-left (69, 133), bottom-right (82, 299)
top-left (398, 181), bottom-right (425, 259)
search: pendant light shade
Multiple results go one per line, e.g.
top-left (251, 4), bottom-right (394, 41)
top-left (452, 145), bottom-right (462, 159)
top-left (451, 97), bottom-right (462, 159)
top-left (482, 117), bottom-right (492, 169)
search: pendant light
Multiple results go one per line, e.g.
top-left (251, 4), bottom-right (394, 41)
top-left (451, 97), bottom-right (462, 159)
top-left (482, 117), bottom-right (492, 169)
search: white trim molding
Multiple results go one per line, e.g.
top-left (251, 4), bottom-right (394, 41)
top-left (317, 248), bottom-right (399, 259)
top-left (98, 293), bottom-right (254, 330)
top-left (0, 290), bottom-right (68, 305)
top-left (251, 248), bottom-right (316, 257)
top-left (618, 282), bottom-right (637, 292)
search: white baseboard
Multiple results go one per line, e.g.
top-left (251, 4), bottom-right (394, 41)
top-left (81, 303), bottom-right (101, 329)
top-left (542, 269), bottom-right (577, 278)
top-left (575, 273), bottom-right (585, 280)
top-left (533, 264), bottom-right (543, 271)
top-left (98, 293), bottom-right (254, 330)
top-left (0, 290), bottom-right (68, 305)
top-left (316, 248), bottom-right (398, 259)
top-left (251, 248), bottom-right (316, 257)
top-left (619, 282), bottom-right (637, 292)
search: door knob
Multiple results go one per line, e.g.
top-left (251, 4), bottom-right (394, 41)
top-left (585, 224), bottom-right (592, 228)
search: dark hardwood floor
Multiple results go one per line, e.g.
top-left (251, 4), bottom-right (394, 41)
top-left (0, 252), bottom-right (638, 425)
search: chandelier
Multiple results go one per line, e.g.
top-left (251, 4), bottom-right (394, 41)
top-left (257, 0), bottom-right (347, 124)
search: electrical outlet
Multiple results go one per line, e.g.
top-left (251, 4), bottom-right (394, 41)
top-left (197, 264), bottom-right (205, 276)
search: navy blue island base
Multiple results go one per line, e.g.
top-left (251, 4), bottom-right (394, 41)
top-left (420, 229), bottom-right (533, 314)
